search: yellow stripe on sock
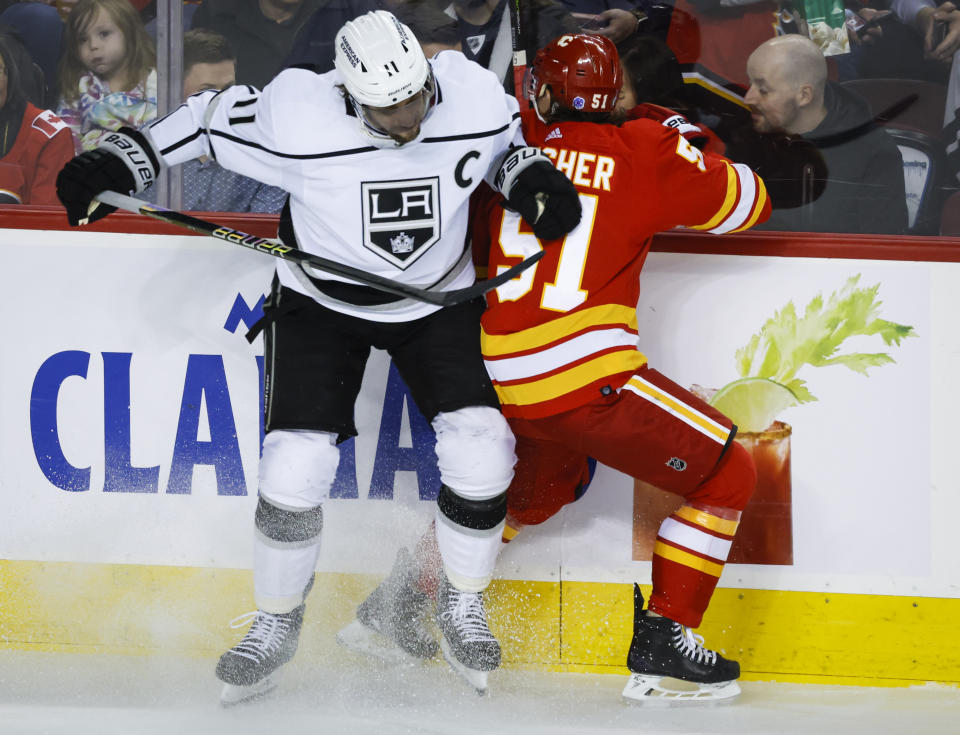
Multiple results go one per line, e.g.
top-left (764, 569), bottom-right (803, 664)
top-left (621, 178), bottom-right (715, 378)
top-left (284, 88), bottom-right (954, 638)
top-left (654, 540), bottom-right (724, 577)
top-left (674, 506), bottom-right (739, 537)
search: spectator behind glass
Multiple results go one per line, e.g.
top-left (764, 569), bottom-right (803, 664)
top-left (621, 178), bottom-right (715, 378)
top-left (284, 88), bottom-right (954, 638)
top-left (0, 33), bottom-right (74, 204)
top-left (444, 0), bottom-right (607, 93)
top-left (0, 2), bottom-right (64, 106)
top-left (190, 0), bottom-right (322, 89)
top-left (739, 34), bottom-right (907, 235)
top-left (0, 23), bottom-right (45, 106)
top-left (615, 33), bottom-right (726, 154)
top-left (57, 0), bottom-right (157, 151)
top-left (177, 28), bottom-right (285, 213)
top-left (283, 1), bottom-right (459, 73)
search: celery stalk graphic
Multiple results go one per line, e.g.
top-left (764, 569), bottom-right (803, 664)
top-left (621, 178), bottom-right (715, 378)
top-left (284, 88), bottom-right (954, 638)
top-left (709, 275), bottom-right (915, 432)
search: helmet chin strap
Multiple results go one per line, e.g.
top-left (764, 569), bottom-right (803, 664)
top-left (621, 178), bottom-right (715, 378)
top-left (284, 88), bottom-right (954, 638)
top-left (351, 67), bottom-right (438, 147)
top-left (532, 86), bottom-right (554, 125)
top-left (349, 97), bottom-right (398, 147)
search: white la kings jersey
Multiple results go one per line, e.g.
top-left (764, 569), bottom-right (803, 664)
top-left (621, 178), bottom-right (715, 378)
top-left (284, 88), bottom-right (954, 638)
top-left (143, 51), bottom-right (524, 322)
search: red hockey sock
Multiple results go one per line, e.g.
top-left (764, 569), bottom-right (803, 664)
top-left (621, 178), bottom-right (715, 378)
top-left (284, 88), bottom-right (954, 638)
top-left (412, 521), bottom-right (443, 598)
top-left (648, 502), bottom-right (741, 627)
top-left (647, 442), bottom-right (755, 627)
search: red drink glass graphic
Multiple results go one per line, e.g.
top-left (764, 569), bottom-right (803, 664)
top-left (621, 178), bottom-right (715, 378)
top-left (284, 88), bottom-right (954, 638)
top-left (633, 421), bottom-right (793, 565)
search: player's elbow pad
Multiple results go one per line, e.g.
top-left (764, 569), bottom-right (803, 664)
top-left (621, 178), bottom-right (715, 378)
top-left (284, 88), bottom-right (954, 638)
top-left (494, 147), bottom-right (582, 241)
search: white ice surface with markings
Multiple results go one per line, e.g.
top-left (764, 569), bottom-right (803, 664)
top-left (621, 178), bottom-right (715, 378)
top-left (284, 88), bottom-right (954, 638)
top-left (0, 651), bottom-right (957, 735)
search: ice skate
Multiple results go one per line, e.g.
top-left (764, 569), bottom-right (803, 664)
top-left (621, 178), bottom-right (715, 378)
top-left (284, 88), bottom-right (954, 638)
top-left (622, 585), bottom-right (740, 706)
top-left (435, 573), bottom-right (500, 695)
top-left (215, 604), bottom-right (306, 706)
top-left (336, 546), bottom-right (438, 664)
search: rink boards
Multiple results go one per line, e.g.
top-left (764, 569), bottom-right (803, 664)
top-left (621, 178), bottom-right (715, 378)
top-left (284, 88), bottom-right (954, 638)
top-left (1, 224), bottom-right (958, 686)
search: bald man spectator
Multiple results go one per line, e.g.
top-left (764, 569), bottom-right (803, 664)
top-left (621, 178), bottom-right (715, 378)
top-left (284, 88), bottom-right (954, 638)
top-left (738, 34), bottom-right (908, 234)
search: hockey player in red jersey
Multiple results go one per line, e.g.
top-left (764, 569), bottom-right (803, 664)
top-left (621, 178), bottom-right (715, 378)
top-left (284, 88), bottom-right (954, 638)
top-left (342, 33), bottom-right (771, 702)
top-left (480, 32), bottom-right (770, 703)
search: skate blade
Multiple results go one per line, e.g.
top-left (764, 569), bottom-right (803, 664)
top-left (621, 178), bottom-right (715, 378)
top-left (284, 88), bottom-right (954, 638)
top-left (622, 673), bottom-right (740, 707)
top-left (219, 672), bottom-right (281, 707)
top-left (336, 619), bottom-right (424, 666)
top-left (439, 636), bottom-right (489, 696)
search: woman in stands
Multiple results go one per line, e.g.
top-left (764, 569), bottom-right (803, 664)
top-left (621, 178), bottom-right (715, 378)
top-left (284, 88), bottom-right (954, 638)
top-left (0, 33), bottom-right (73, 204)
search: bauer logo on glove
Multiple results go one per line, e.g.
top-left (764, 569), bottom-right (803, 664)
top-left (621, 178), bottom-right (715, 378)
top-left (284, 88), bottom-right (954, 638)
top-left (102, 132), bottom-right (158, 188)
top-left (493, 145), bottom-right (582, 241)
top-left (56, 127), bottom-right (161, 226)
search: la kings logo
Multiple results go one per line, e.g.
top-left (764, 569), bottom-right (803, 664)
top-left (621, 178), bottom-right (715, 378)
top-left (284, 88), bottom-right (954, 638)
top-left (361, 178), bottom-right (440, 269)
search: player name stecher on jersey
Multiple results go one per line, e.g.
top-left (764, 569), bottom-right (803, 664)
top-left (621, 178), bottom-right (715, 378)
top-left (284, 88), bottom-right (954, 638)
top-left (141, 50), bottom-right (525, 323)
top-left (481, 110), bottom-right (771, 419)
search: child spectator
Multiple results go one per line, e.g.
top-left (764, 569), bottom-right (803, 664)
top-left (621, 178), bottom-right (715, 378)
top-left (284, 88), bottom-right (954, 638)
top-left (0, 33), bottom-right (74, 204)
top-left (56, 0), bottom-right (156, 152)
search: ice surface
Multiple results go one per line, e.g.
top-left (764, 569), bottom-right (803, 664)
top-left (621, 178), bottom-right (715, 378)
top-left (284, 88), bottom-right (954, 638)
top-left (0, 650), bottom-right (957, 735)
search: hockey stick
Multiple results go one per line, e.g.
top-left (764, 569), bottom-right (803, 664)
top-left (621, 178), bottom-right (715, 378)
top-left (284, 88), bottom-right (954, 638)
top-left (509, 0), bottom-right (527, 107)
top-left (95, 191), bottom-right (543, 307)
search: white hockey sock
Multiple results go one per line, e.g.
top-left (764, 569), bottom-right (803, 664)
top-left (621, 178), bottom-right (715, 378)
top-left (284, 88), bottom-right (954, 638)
top-left (253, 534), bottom-right (321, 614)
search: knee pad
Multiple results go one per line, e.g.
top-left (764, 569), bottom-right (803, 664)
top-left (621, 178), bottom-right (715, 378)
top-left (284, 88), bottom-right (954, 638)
top-left (437, 484), bottom-right (507, 531)
top-left (259, 429), bottom-right (340, 508)
top-left (255, 495), bottom-right (324, 545)
top-left (687, 440), bottom-right (757, 511)
top-left (432, 406), bottom-right (516, 499)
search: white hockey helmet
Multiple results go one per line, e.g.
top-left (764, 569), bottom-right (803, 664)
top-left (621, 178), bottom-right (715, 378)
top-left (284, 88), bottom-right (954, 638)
top-left (334, 10), bottom-right (430, 108)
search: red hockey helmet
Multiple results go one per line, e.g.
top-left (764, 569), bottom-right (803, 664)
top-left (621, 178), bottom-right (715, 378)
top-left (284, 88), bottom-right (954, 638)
top-left (527, 34), bottom-right (623, 114)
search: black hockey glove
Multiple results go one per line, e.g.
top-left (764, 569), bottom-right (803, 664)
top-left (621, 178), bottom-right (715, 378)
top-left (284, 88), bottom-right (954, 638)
top-left (56, 127), bottom-right (160, 226)
top-left (495, 147), bottom-right (581, 241)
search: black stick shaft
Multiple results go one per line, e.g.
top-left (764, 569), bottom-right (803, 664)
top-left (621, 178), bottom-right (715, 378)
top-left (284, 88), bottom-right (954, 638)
top-left (95, 190), bottom-right (543, 307)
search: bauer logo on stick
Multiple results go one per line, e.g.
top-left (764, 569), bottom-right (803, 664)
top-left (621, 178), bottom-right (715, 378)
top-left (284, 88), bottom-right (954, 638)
top-left (361, 178), bottom-right (440, 269)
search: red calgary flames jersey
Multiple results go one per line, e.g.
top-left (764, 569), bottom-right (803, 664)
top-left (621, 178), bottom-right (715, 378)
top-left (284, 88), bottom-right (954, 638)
top-left (480, 110), bottom-right (770, 419)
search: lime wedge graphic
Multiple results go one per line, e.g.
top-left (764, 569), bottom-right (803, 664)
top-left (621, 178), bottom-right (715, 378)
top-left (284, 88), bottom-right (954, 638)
top-left (709, 378), bottom-right (799, 433)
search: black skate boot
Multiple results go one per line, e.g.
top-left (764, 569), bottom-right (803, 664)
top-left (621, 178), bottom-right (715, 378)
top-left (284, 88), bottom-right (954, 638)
top-left (336, 546), bottom-right (438, 663)
top-left (436, 573), bottom-right (500, 695)
top-left (623, 584), bottom-right (740, 705)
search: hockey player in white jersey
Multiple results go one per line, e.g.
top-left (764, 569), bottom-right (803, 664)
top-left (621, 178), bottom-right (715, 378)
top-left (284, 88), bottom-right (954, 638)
top-left (55, 10), bottom-right (581, 705)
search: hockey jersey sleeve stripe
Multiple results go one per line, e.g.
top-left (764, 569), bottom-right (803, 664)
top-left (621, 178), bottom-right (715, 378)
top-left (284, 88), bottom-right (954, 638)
top-left (492, 350), bottom-right (647, 407)
top-left (728, 173), bottom-right (769, 233)
top-left (707, 164), bottom-right (757, 234)
top-left (422, 114), bottom-right (520, 143)
top-left (653, 540), bottom-right (724, 577)
top-left (622, 375), bottom-right (730, 445)
top-left (484, 328), bottom-right (640, 382)
top-left (229, 115), bottom-right (256, 126)
top-left (687, 162), bottom-right (738, 232)
top-left (481, 303), bottom-right (637, 356)
top-left (158, 127), bottom-right (203, 155)
top-left (209, 129), bottom-right (378, 159)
